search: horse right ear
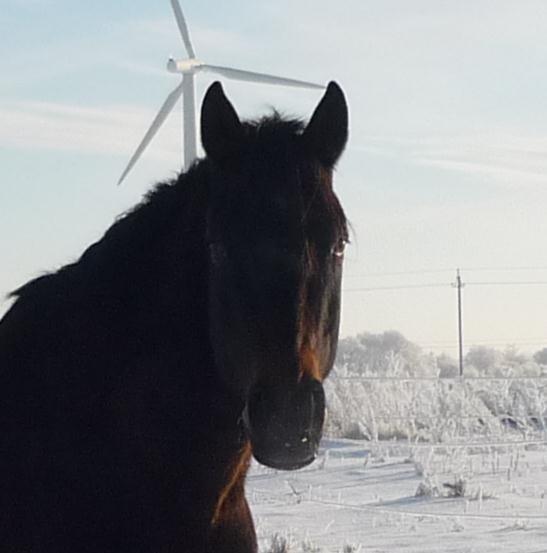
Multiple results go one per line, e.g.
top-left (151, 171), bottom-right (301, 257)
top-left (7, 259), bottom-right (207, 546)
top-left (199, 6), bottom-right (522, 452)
top-left (201, 82), bottom-right (244, 163)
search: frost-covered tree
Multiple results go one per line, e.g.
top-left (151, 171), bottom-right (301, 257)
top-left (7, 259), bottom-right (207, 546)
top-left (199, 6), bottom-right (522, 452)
top-left (464, 346), bottom-right (503, 375)
top-left (436, 353), bottom-right (459, 378)
top-left (335, 331), bottom-right (435, 376)
top-left (533, 347), bottom-right (547, 366)
top-left (502, 345), bottom-right (528, 367)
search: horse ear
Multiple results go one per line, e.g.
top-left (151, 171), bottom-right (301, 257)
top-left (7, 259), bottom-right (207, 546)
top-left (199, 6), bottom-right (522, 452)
top-left (201, 82), bottom-right (244, 163)
top-left (302, 81), bottom-right (348, 167)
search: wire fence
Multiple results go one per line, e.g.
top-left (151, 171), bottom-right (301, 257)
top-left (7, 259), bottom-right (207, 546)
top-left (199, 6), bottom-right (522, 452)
top-left (336, 375), bottom-right (547, 382)
top-left (324, 373), bottom-right (547, 448)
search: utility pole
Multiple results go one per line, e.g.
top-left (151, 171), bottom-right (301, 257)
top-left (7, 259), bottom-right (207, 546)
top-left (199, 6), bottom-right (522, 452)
top-left (452, 269), bottom-right (465, 377)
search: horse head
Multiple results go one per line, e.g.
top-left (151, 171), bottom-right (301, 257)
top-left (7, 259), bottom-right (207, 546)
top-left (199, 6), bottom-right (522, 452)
top-left (202, 81), bottom-right (348, 470)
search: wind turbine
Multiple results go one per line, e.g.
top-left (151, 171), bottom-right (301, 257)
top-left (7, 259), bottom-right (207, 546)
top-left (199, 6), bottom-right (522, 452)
top-left (118, 0), bottom-right (324, 184)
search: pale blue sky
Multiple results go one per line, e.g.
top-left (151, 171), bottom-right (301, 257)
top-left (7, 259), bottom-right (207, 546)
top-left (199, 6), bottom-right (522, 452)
top-left (2, 0), bottom-right (547, 354)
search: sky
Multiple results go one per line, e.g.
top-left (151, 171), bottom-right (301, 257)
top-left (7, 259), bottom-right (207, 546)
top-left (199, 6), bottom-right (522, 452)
top-left (2, 0), bottom-right (547, 356)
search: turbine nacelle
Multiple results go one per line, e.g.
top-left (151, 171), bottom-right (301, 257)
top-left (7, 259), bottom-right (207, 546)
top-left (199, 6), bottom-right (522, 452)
top-left (167, 57), bottom-right (204, 74)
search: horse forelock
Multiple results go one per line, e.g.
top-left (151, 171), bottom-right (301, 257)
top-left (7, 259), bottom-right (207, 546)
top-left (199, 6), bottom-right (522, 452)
top-left (245, 112), bottom-right (305, 142)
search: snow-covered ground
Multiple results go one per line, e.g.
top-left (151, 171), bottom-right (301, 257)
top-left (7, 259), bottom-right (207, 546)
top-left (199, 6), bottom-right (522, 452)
top-left (247, 438), bottom-right (547, 553)
top-left (247, 340), bottom-right (547, 551)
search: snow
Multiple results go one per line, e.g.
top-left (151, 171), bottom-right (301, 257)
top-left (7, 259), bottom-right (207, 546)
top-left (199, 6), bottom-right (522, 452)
top-left (247, 439), bottom-right (547, 552)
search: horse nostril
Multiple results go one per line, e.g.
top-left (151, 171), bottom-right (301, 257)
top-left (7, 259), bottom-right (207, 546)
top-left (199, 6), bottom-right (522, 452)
top-left (283, 433), bottom-right (312, 447)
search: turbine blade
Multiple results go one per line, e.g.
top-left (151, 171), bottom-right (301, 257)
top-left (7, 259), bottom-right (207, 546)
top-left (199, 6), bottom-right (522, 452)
top-left (201, 64), bottom-right (324, 90)
top-left (170, 0), bottom-right (196, 58)
top-left (118, 81), bottom-right (184, 185)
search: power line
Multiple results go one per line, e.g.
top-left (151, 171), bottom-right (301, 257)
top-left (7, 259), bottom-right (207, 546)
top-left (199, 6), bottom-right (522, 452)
top-left (343, 283), bottom-right (449, 292)
top-left (343, 280), bottom-right (547, 292)
top-left (467, 280), bottom-right (547, 286)
top-left (462, 265), bottom-right (547, 272)
top-left (341, 269), bottom-right (547, 356)
top-left (345, 269), bottom-right (454, 278)
top-left (345, 265), bottom-right (547, 279)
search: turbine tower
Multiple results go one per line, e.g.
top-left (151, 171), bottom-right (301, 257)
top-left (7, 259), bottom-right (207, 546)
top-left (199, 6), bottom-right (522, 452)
top-left (118, 0), bottom-right (324, 184)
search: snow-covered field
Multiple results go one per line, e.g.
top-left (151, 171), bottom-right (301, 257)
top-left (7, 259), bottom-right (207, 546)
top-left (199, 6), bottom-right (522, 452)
top-left (246, 337), bottom-right (547, 551)
top-left (248, 438), bottom-right (547, 553)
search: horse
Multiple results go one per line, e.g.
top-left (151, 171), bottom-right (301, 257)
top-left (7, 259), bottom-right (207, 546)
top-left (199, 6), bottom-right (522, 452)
top-left (0, 81), bottom-right (349, 553)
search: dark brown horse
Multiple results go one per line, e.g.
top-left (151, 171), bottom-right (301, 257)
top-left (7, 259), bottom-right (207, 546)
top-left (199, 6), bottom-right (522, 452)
top-left (0, 81), bottom-right (348, 553)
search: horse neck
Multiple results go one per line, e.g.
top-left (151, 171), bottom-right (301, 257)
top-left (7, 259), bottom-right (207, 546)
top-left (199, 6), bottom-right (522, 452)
top-left (72, 168), bottom-right (210, 347)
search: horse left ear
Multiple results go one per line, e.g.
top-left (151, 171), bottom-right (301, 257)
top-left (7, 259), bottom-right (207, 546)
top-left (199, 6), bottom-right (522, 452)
top-left (201, 81), bottom-right (244, 163)
top-left (302, 81), bottom-right (348, 167)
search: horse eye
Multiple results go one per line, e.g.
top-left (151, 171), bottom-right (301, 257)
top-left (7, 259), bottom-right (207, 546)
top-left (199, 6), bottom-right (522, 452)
top-left (209, 242), bottom-right (226, 265)
top-left (331, 238), bottom-right (347, 259)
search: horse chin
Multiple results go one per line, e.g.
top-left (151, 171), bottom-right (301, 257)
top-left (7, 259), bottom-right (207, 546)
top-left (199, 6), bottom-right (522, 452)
top-left (251, 447), bottom-right (317, 471)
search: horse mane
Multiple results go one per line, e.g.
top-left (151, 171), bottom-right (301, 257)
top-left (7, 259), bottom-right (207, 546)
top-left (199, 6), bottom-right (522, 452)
top-left (9, 114), bottom-right (309, 306)
top-left (10, 161), bottom-right (210, 304)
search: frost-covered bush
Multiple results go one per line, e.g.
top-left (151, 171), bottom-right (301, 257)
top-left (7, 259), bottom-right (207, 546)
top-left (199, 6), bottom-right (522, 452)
top-left (465, 346), bottom-right (503, 374)
top-left (265, 534), bottom-right (291, 553)
top-left (325, 333), bottom-right (547, 442)
top-left (324, 372), bottom-right (505, 442)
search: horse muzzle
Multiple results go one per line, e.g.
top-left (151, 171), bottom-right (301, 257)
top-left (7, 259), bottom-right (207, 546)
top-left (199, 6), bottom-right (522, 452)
top-left (242, 377), bottom-right (326, 470)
